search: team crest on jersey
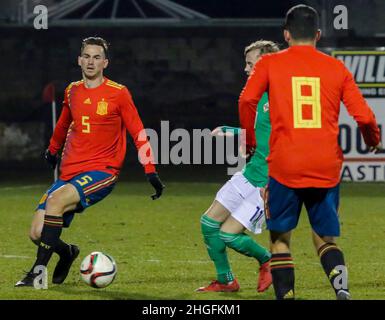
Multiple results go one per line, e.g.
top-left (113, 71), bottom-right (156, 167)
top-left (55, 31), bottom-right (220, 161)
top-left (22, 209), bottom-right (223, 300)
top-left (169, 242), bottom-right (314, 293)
top-left (96, 99), bottom-right (108, 115)
top-left (263, 103), bottom-right (269, 113)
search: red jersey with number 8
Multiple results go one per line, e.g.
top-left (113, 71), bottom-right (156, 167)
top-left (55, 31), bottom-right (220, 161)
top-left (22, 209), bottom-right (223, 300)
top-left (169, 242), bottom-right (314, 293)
top-left (48, 78), bottom-right (155, 181)
top-left (239, 45), bottom-right (380, 188)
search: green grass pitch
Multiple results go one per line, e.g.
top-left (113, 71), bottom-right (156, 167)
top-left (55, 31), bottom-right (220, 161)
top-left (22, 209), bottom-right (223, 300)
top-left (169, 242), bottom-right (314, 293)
top-left (0, 179), bottom-right (384, 300)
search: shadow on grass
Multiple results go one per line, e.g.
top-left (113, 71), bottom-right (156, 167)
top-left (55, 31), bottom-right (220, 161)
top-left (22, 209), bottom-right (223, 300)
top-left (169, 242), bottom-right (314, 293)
top-left (48, 280), bottom-right (275, 300)
top-left (49, 284), bottom-right (192, 300)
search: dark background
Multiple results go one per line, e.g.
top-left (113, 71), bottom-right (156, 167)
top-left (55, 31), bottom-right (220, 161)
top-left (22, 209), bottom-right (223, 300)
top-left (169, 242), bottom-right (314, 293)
top-left (0, 0), bottom-right (384, 181)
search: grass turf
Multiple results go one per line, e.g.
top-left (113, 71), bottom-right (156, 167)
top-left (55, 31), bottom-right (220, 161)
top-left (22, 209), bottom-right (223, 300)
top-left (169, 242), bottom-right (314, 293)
top-left (0, 180), bottom-right (384, 300)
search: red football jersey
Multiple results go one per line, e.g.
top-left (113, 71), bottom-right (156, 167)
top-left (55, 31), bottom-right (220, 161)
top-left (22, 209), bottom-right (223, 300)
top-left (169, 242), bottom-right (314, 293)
top-left (239, 45), bottom-right (380, 188)
top-left (48, 78), bottom-right (155, 181)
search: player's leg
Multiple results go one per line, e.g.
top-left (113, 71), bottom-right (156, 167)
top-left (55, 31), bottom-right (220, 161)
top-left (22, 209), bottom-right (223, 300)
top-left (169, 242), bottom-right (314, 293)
top-left (198, 173), bottom-right (262, 292)
top-left (269, 230), bottom-right (294, 299)
top-left (220, 217), bottom-right (272, 292)
top-left (29, 211), bottom-right (80, 285)
top-left (204, 199), bottom-right (231, 222)
top-left (17, 171), bottom-right (117, 287)
top-left (29, 182), bottom-right (81, 283)
top-left (198, 199), bottom-right (239, 292)
top-left (219, 183), bottom-right (272, 292)
top-left (51, 171), bottom-right (117, 284)
top-left (306, 185), bottom-right (350, 300)
top-left (29, 209), bottom-right (44, 246)
top-left (31, 184), bottom-right (79, 270)
top-left (16, 183), bottom-right (80, 287)
top-left (30, 209), bottom-right (75, 255)
top-left (313, 232), bottom-right (350, 300)
top-left (29, 181), bottom-right (68, 245)
top-left (266, 177), bottom-right (301, 300)
top-left (51, 171), bottom-right (117, 285)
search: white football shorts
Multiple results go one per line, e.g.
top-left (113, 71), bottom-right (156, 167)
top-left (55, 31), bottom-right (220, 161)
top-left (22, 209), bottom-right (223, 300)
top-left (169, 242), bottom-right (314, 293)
top-left (215, 172), bottom-right (265, 234)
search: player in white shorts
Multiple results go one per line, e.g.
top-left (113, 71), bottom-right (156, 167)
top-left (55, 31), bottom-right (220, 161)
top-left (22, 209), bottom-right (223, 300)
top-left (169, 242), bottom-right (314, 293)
top-left (197, 40), bottom-right (279, 293)
top-left (216, 172), bottom-right (265, 235)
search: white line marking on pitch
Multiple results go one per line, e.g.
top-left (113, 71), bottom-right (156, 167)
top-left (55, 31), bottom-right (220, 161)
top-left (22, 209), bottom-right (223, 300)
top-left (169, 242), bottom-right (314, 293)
top-left (145, 259), bottom-right (209, 264)
top-left (0, 255), bottom-right (30, 259)
top-left (0, 184), bottom-right (45, 191)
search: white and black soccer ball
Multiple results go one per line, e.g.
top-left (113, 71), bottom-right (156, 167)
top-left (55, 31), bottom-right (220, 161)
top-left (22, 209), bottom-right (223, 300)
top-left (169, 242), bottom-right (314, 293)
top-left (80, 252), bottom-right (117, 288)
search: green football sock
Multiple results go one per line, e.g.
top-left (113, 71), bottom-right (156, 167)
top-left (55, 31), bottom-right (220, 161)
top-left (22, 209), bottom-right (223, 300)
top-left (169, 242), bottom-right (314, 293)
top-left (200, 215), bottom-right (234, 284)
top-left (219, 231), bottom-right (271, 264)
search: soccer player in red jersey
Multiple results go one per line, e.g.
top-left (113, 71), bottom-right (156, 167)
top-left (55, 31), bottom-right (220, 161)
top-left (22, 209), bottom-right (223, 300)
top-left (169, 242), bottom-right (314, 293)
top-left (15, 37), bottom-right (164, 287)
top-left (239, 5), bottom-right (382, 300)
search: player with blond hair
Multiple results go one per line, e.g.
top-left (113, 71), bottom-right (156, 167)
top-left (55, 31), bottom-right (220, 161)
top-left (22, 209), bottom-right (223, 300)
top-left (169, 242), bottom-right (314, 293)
top-left (197, 40), bottom-right (279, 293)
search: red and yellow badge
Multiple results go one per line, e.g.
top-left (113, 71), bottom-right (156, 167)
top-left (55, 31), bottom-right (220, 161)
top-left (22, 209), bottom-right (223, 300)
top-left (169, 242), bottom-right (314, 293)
top-left (96, 99), bottom-right (108, 115)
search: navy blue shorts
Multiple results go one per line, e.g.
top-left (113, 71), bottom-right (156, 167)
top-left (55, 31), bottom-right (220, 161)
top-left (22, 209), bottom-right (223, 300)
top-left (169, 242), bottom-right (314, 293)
top-left (266, 177), bottom-right (340, 237)
top-left (36, 171), bottom-right (117, 228)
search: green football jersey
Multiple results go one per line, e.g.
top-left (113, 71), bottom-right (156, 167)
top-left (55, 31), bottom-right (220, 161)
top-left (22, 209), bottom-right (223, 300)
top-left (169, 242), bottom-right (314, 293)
top-left (242, 92), bottom-right (270, 187)
top-left (220, 93), bottom-right (270, 187)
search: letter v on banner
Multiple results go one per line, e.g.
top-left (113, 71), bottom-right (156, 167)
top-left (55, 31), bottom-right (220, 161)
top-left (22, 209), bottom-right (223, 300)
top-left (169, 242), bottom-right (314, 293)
top-left (43, 82), bottom-right (58, 181)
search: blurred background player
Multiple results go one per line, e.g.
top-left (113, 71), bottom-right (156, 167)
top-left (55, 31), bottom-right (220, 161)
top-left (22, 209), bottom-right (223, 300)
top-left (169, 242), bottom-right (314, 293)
top-left (239, 5), bottom-right (382, 300)
top-left (197, 40), bottom-right (279, 293)
top-left (15, 37), bottom-right (165, 287)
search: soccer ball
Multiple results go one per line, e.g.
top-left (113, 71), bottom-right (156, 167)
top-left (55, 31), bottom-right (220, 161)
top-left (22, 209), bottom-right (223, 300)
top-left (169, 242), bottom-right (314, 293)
top-left (80, 252), bottom-right (117, 288)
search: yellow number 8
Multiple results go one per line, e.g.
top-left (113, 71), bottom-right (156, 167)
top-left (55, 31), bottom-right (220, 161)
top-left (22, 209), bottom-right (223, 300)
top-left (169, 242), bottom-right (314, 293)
top-left (292, 77), bottom-right (322, 128)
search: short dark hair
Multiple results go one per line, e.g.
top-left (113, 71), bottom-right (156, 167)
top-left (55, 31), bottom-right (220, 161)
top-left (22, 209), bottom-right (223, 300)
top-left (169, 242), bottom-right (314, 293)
top-left (81, 37), bottom-right (109, 58)
top-left (284, 5), bottom-right (319, 40)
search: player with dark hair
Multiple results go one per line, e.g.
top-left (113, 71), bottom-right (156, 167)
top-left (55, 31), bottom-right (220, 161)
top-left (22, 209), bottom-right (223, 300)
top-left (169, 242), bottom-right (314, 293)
top-left (239, 5), bottom-right (381, 300)
top-left (15, 36), bottom-right (165, 287)
top-left (197, 40), bottom-right (279, 293)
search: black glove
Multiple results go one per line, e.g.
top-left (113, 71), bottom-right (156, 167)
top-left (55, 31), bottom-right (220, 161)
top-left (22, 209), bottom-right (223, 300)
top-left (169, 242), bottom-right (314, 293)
top-left (44, 149), bottom-right (58, 170)
top-left (146, 172), bottom-right (165, 200)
